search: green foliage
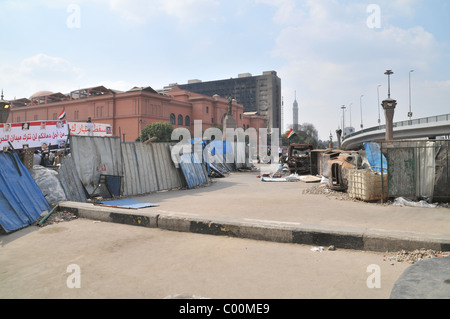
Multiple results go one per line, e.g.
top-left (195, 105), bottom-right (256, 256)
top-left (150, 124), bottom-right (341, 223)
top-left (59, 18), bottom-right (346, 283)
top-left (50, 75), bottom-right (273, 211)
top-left (281, 123), bottom-right (327, 149)
top-left (136, 122), bottom-right (174, 143)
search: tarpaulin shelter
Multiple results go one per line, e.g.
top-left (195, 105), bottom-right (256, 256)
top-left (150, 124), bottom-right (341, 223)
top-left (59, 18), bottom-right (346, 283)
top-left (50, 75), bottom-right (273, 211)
top-left (0, 153), bottom-right (50, 233)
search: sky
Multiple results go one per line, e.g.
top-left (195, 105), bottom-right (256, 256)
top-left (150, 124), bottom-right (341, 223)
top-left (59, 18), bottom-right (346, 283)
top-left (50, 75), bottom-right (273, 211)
top-left (0, 0), bottom-right (449, 140)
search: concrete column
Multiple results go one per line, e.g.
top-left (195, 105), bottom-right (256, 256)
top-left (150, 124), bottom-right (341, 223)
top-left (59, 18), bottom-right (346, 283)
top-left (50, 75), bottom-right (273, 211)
top-left (382, 98), bottom-right (397, 141)
top-left (336, 129), bottom-right (342, 149)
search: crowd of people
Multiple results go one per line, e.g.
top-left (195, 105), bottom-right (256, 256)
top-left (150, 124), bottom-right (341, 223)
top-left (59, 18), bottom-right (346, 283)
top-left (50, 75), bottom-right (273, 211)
top-left (4, 142), bottom-right (72, 168)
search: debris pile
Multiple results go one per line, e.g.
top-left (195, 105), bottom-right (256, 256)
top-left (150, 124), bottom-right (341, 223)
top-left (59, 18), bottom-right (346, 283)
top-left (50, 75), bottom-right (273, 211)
top-left (302, 183), bottom-right (353, 201)
top-left (384, 249), bottom-right (450, 264)
top-left (36, 210), bottom-right (77, 227)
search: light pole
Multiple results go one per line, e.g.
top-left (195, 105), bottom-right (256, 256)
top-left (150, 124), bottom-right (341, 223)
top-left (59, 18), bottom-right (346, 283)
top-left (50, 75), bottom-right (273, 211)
top-left (349, 103), bottom-right (353, 129)
top-left (0, 90), bottom-right (11, 123)
top-left (408, 70), bottom-right (414, 121)
top-left (341, 105), bottom-right (346, 136)
top-left (377, 85), bottom-right (382, 125)
top-left (360, 95), bottom-right (364, 129)
top-left (382, 70), bottom-right (397, 141)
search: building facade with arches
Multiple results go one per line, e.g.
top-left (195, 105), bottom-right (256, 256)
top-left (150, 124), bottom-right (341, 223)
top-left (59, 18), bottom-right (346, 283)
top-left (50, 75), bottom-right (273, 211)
top-left (6, 85), bottom-right (267, 142)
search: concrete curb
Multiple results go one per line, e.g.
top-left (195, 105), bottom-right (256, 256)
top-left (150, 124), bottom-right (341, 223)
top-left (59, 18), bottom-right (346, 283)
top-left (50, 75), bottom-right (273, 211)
top-left (58, 201), bottom-right (450, 253)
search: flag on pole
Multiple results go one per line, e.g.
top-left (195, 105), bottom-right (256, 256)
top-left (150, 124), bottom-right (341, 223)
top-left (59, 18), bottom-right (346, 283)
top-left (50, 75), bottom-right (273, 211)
top-left (286, 128), bottom-right (294, 139)
top-left (58, 108), bottom-right (66, 120)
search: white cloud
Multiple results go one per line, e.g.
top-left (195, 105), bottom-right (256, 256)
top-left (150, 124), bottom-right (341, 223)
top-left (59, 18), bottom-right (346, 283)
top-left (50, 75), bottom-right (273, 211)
top-left (97, 80), bottom-right (135, 92)
top-left (0, 54), bottom-right (83, 99)
top-left (270, 0), bottom-right (446, 139)
top-left (107, 0), bottom-right (220, 24)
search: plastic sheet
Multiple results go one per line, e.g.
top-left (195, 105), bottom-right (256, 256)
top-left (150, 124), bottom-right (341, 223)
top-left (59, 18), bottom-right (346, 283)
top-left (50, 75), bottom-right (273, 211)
top-left (30, 166), bottom-right (67, 205)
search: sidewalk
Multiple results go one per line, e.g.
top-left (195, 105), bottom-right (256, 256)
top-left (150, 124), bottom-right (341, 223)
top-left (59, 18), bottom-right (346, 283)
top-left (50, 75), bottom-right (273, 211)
top-left (58, 167), bottom-right (450, 253)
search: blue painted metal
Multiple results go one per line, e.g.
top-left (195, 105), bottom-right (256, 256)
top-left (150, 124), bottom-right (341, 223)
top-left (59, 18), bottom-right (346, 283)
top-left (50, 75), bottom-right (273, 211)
top-left (179, 153), bottom-right (208, 188)
top-left (0, 153), bottom-right (51, 233)
top-left (99, 199), bottom-right (159, 209)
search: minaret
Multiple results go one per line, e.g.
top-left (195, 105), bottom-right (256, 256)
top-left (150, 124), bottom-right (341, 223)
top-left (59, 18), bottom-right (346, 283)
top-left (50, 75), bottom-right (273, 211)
top-left (293, 91), bottom-right (299, 131)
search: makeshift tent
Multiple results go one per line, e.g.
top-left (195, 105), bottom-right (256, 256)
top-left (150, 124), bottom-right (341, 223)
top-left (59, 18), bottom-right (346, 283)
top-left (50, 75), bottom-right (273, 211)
top-left (0, 153), bottom-right (51, 233)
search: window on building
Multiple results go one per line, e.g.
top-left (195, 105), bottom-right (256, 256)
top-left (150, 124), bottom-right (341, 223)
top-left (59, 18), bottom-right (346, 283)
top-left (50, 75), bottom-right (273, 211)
top-left (185, 116), bottom-right (190, 126)
top-left (53, 113), bottom-right (57, 120)
top-left (206, 106), bottom-right (209, 114)
top-left (74, 110), bottom-right (79, 120)
top-left (170, 113), bottom-right (175, 125)
top-left (34, 115), bottom-right (38, 121)
top-left (177, 114), bottom-right (183, 125)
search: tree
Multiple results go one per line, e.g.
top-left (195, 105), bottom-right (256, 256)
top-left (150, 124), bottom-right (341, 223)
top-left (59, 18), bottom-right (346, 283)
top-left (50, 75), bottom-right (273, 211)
top-left (282, 123), bottom-right (323, 148)
top-left (136, 122), bottom-right (174, 143)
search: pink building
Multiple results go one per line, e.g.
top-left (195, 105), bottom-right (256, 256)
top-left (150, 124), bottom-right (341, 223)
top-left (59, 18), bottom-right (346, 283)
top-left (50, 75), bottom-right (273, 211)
top-left (7, 85), bottom-right (267, 142)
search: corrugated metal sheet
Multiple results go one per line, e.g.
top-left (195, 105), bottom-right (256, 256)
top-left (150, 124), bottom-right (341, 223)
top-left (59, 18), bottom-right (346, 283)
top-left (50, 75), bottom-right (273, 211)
top-left (58, 156), bottom-right (87, 202)
top-left (0, 153), bottom-right (51, 233)
top-left (70, 136), bottom-right (123, 195)
top-left (151, 143), bottom-right (184, 191)
top-left (121, 142), bottom-right (183, 196)
top-left (180, 153), bottom-right (208, 188)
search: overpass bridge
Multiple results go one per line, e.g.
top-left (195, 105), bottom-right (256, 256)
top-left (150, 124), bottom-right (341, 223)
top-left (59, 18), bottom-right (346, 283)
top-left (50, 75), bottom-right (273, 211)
top-left (341, 113), bottom-right (450, 150)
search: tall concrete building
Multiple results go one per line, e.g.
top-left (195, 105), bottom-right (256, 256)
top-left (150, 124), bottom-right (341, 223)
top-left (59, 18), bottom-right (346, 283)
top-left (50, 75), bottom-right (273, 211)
top-left (293, 91), bottom-right (299, 131)
top-left (163, 71), bottom-right (282, 132)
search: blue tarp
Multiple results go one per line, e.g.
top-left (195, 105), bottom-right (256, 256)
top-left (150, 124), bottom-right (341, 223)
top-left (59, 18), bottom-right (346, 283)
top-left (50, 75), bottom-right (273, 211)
top-left (99, 199), bottom-right (159, 209)
top-left (0, 153), bottom-right (51, 233)
top-left (363, 142), bottom-right (387, 173)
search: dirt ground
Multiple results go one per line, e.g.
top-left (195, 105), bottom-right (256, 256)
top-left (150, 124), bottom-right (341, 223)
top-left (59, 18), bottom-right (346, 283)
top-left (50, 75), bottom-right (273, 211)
top-left (0, 218), bottom-right (410, 299)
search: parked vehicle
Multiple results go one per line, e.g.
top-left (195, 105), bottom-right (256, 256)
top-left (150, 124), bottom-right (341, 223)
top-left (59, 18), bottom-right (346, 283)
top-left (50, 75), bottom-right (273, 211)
top-left (280, 144), bottom-right (314, 175)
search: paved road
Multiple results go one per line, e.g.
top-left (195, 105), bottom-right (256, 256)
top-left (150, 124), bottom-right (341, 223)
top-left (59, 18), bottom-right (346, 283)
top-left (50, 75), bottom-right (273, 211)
top-left (131, 169), bottom-right (450, 235)
top-left (1, 167), bottom-right (448, 301)
top-left (0, 219), bottom-right (409, 299)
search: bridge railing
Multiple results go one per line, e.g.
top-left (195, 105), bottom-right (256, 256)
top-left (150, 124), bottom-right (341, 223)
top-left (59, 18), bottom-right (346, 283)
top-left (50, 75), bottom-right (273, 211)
top-left (343, 113), bottom-right (450, 141)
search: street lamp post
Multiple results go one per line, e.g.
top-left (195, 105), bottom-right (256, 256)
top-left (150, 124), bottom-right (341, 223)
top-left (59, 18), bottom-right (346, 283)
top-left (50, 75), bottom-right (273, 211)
top-left (408, 70), bottom-right (414, 121)
top-left (382, 70), bottom-right (397, 141)
top-left (0, 90), bottom-right (11, 123)
top-left (377, 85), bottom-right (382, 125)
top-left (341, 105), bottom-right (346, 136)
top-left (349, 103), bottom-right (352, 129)
top-left (360, 95), bottom-right (364, 129)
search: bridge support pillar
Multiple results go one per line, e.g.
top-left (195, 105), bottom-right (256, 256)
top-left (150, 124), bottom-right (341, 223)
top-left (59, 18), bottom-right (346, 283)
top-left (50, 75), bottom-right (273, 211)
top-left (336, 129), bottom-right (342, 149)
top-left (382, 98), bottom-right (397, 141)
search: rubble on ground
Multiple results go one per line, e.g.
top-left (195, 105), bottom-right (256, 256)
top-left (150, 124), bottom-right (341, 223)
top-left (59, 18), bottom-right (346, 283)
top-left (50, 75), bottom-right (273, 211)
top-left (302, 183), bottom-right (353, 201)
top-left (384, 249), bottom-right (450, 264)
top-left (36, 210), bottom-right (77, 227)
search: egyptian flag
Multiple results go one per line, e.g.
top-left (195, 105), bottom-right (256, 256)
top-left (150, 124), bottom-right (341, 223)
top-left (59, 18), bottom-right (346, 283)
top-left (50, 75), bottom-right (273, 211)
top-left (287, 128), bottom-right (295, 139)
top-left (58, 108), bottom-right (66, 120)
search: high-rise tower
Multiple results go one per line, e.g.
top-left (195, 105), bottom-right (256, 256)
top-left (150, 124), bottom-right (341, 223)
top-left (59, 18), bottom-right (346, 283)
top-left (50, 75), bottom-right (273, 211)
top-left (293, 91), bottom-right (299, 131)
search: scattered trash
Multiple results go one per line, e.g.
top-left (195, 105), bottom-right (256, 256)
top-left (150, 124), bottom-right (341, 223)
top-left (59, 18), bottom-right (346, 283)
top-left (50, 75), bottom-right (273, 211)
top-left (384, 249), bottom-right (449, 264)
top-left (311, 246), bottom-right (324, 252)
top-left (98, 199), bottom-right (160, 209)
top-left (393, 197), bottom-right (437, 208)
top-left (36, 209), bottom-right (77, 227)
top-left (299, 175), bottom-right (322, 183)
